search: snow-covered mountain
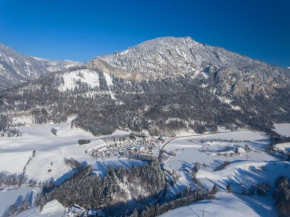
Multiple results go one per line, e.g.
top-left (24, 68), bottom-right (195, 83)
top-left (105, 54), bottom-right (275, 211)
top-left (0, 43), bottom-right (82, 89)
top-left (88, 37), bottom-right (289, 95)
top-left (1, 36), bottom-right (290, 136)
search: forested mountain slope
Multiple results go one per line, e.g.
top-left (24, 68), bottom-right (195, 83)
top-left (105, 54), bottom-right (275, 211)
top-left (1, 37), bottom-right (290, 136)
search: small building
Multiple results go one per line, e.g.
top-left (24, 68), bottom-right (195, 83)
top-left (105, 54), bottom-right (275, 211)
top-left (85, 209), bottom-right (98, 217)
top-left (67, 205), bottom-right (85, 217)
top-left (157, 136), bottom-right (164, 142)
top-left (85, 209), bottom-right (105, 217)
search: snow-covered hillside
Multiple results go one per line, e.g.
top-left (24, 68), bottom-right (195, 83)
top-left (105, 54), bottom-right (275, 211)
top-left (0, 43), bottom-right (82, 89)
top-left (56, 69), bottom-right (116, 92)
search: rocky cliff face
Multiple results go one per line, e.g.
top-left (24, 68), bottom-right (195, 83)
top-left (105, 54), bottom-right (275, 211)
top-left (88, 37), bottom-right (289, 96)
top-left (0, 43), bottom-right (82, 89)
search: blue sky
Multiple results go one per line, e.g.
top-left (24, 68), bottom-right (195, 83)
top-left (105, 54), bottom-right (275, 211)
top-left (0, 0), bottom-right (289, 66)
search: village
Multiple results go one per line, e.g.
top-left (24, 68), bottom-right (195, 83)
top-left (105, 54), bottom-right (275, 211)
top-left (88, 136), bottom-right (164, 161)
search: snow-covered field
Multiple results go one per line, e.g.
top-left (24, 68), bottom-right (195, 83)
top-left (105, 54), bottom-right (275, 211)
top-left (161, 129), bottom-right (290, 216)
top-left (161, 192), bottom-right (276, 217)
top-left (274, 123), bottom-right (290, 136)
top-left (1, 123), bottom-right (290, 216)
top-left (0, 123), bottom-right (137, 182)
top-left (0, 122), bottom-right (146, 214)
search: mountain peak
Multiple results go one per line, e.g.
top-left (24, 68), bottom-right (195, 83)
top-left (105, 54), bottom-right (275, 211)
top-left (86, 36), bottom-right (289, 95)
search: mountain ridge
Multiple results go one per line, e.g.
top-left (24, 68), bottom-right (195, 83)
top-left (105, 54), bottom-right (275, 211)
top-left (1, 36), bottom-right (290, 136)
top-left (87, 36), bottom-right (289, 96)
top-left (0, 42), bottom-right (82, 90)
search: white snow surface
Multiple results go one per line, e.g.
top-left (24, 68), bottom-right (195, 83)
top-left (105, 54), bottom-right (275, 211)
top-left (1, 125), bottom-right (288, 216)
top-left (58, 69), bottom-right (100, 91)
top-left (0, 122), bottom-right (143, 182)
top-left (15, 200), bottom-right (66, 217)
top-left (103, 72), bottom-right (113, 86)
top-left (160, 129), bottom-right (288, 216)
top-left (274, 142), bottom-right (290, 152)
top-left (160, 192), bottom-right (276, 217)
top-left (0, 187), bottom-right (34, 216)
top-left (274, 123), bottom-right (290, 136)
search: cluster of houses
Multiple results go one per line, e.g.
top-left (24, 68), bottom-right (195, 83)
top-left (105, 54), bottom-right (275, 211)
top-left (89, 136), bottom-right (163, 160)
top-left (65, 205), bottom-right (104, 217)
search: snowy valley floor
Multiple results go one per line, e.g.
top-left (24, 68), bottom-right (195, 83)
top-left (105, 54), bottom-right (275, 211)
top-left (0, 123), bottom-right (289, 216)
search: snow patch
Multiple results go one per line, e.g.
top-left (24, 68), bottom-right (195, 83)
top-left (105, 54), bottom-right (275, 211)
top-left (8, 57), bottom-right (15, 65)
top-left (103, 72), bottom-right (115, 99)
top-left (58, 69), bottom-right (100, 92)
top-left (103, 72), bottom-right (113, 86)
top-left (274, 142), bottom-right (290, 152)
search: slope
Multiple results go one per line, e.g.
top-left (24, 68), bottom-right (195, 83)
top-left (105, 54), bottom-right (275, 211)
top-left (0, 43), bottom-right (82, 89)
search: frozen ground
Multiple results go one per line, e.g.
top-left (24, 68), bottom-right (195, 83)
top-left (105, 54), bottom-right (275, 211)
top-left (274, 123), bottom-right (290, 136)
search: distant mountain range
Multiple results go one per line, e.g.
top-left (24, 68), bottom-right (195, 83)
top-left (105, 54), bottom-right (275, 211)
top-left (1, 37), bottom-right (290, 136)
top-left (0, 43), bottom-right (82, 89)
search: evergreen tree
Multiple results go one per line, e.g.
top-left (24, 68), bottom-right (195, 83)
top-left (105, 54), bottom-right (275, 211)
top-left (193, 164), bottom-right (199, 174)
top-left (226, 183), bottom-right (232, 193)
top-left (211, 184), bottom-right (219, 194)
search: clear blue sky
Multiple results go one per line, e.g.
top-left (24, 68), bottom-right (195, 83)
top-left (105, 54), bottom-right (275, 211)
top-left (0, 0), bottom-right (289, 66)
